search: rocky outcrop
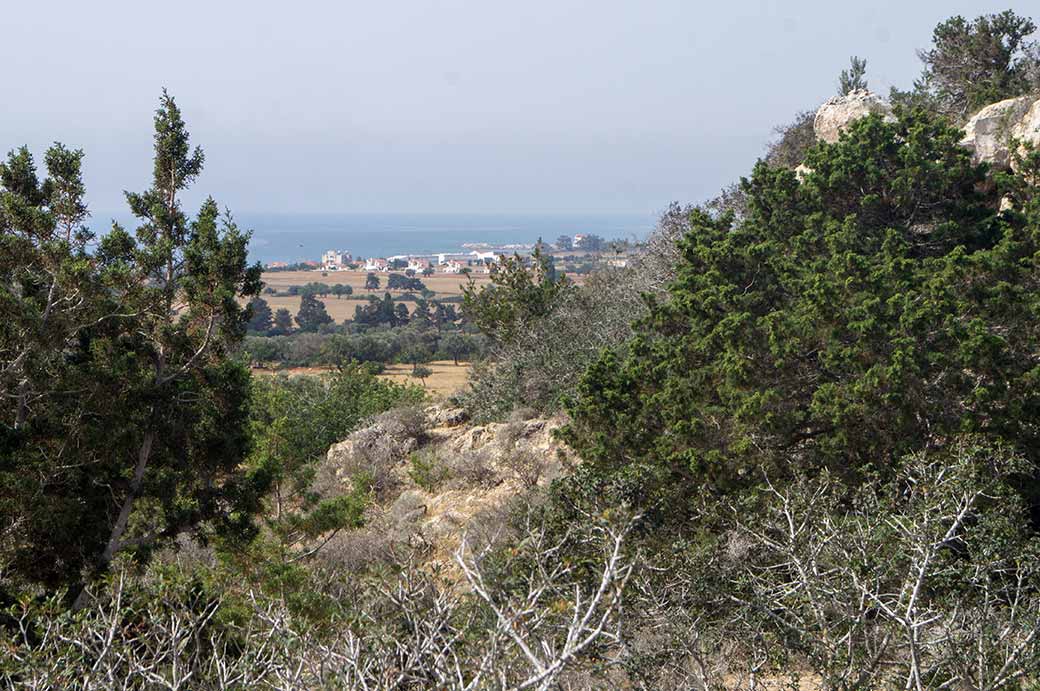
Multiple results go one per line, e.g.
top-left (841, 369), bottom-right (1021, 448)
top-left (806, 90), bottom-right (1040, 178)
top-left (319, 405), bottom-right (572, 570)
top-left (1014, 98), bottom-right (1040, 154)
top-left (813, 89), bottom-right (895, 144)
top-left (959, 95), bottom-right (1037, 168)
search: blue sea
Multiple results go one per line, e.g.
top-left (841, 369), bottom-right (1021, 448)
top-left (92, 212), bottom-right (656, 264)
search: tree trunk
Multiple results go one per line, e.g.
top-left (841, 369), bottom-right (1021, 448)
top-left (72, 431), bottom-right (155, 610)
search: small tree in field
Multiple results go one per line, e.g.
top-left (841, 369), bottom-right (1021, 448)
top-left (365, 272), bottom-right (380, 290)
top-left (411, 364), bottom-right (433, 388)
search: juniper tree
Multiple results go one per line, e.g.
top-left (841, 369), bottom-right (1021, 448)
top-left (0, 91), bottom-right (264, 603)
top-left (562, 109), bottom-right (1040, 518)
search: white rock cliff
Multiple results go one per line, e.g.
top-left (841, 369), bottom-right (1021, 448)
top-left (813, 89), bottom-right (895, 144)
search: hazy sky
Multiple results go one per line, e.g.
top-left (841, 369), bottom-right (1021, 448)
top-left (2, 0), bottom-right (1034, 216)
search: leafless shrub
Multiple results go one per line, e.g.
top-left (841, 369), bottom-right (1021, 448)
top-left (764, 109), bottom-right (817, 169)
top-left (1, 513), bottom-right (641, 691)
top-left (724, 439), bottom-right (1040, 690)
top-left (445, 449), bottom-right (498, 489)
top-left (507, 406), bottom-right (540, 423)
top-left (326, 405), bottom-right (428, 497)
top-left (502, 449), bottom-right (550, 489)
top-left (374, 404), bottom-right (427, 441)
top-left (498, 420), bottom-right (527, 448)
top-left (311, 517), bottom-right (401, 574)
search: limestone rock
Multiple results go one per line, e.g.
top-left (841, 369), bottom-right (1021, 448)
top-left (317, 407), bottom-right (573, 571)
top-left (425, 405), bottom-right (469, 428)
top-left (326, 408), bottom-right (425, 478)
top-left (1012, 98), bottom-right (1040, 151)
top-left (813, 89), bottom-right (895, 144)
top-left (960, 96), bottom-right (1035, 168)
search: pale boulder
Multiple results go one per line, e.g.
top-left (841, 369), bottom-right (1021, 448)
top-left (1012, 98), bottom-right (1040, 152)
top-left (813, 89), bottom-right (895, 144)
top-left (959, 96), bottom-right (1035, 168)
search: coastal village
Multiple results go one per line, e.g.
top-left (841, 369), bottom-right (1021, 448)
top-left (263, 232), bottom-right (628, 273)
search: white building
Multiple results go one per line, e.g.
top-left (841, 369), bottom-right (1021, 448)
top-left (439, 259), bottom-right (465, 274)
top-left (407, 258), bottom-right (429, 273)
top-left (364, 257), bottom-right (389, 272)
top-left (321, 249), bottom-right (351, 270)
top-left (469, 250), bottom-right (501, 263)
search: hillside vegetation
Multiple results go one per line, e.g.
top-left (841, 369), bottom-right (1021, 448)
top-left (4, 10), bottom-right (1040, 690)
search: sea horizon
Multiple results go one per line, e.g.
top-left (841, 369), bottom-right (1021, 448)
top-left (88, 210), bottom-right (658, 265)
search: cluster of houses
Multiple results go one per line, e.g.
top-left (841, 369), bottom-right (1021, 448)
top-left (317, 249), bottom-right (503, 275)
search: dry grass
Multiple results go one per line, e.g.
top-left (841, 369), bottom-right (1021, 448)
top-left (380, 360), bottom-right (472, 397)
top-left (252, 360), bottom-right (473, 398)
top-left (258, 294), bottom-right (426, 322)
top-left (261, 269), bottom-right (488, 296)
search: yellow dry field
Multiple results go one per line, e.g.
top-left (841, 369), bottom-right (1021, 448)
top-left (261, 270), bottom-right (487, 297)
top-left (259, 294), bottom-right (423, 322)
top-left (378, 360), bottom-right (472, 398)
top-left (252, 360), bottom-right (473, 398)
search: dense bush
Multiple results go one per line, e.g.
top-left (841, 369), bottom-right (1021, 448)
top-left (563, 109), bottom-right (1040, 514)
top-left (242, 368), bottom-right (423, 566)
top-left (460, 242), bottom-right (663, 420)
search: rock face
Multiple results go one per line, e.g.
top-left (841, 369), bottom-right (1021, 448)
top-left (813, 89), bottom-right (895, 144)
top-left (326, 407), bottom-right (425, 475)
top-left (1014, 98), bottom-right (1040, 152)
top-left (319, 405), bottom-right (572, 571)
top-left (959, 96), bottom-right (1036, 168)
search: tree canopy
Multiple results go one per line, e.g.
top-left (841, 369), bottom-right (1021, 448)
top-left (913, 10), bottom-right (1039, 119)
top-left (562, 109), bottom-right (1040, 517)
top-left (0, 92), bottom-right (263, 599)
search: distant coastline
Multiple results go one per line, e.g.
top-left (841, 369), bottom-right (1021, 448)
top-left (243, 212), bottom-right (652, 265)
top-left (90, 211), bottom-right (653, 265)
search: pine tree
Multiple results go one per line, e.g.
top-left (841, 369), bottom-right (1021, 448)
top-left (247, 296), bottom-right (273, 333)
top-left (914, 11), bottom-right (1039, 119)
top-left (838, 56), bottom-right (868, 95)
top-left (295, 293), bottom-right (333, 331)
top-left (272, 307), bottom-right (294, 335)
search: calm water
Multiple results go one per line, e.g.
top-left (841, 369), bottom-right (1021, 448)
top-left (92, 212), bottom-right (656, 264)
